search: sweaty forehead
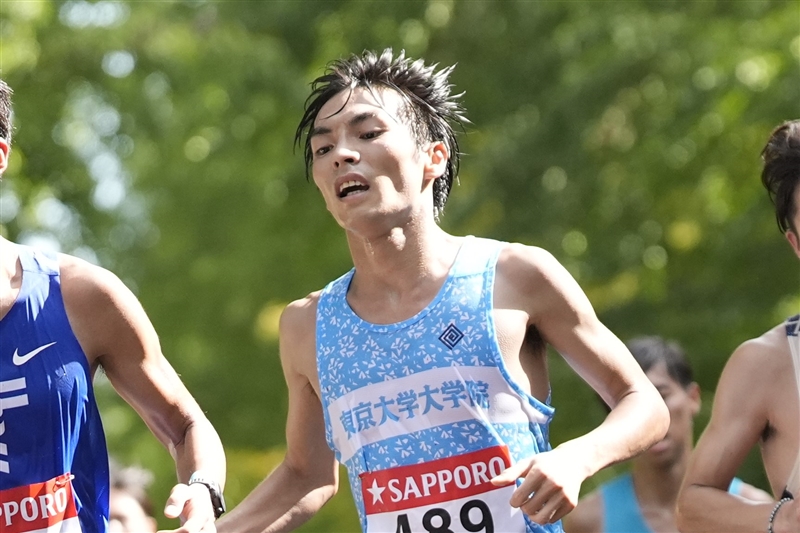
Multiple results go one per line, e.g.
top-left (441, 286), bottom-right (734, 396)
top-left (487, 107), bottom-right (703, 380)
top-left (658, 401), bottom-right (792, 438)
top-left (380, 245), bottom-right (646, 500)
top-left (315, 86), bottom-right (405, 128)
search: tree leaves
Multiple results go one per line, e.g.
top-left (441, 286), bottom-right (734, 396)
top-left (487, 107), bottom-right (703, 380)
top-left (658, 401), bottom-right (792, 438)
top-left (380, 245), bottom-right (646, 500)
top-left (1, 1), bottom-right (796, 528)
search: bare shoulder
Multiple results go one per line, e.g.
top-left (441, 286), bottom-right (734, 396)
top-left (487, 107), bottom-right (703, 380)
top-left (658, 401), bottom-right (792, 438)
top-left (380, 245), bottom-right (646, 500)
top-left (495, 243), bottom-right (576, 300)
top-left (279, 291), bottom-right (321, 379)
top-left (58, 254), bottom-right (144, 336)
top-left (495, 241), bottom-right (594, 322)
top-left (496, 242), bottom-right (562, 283)
top-left (729, 323), bottom-right (798, 444)
top-left (703, 323), bottom-right (793, 448)
top-left (722, 324), bottom-right (792, 393)
top-left (58, 253), bottom-right (129, 306)
top-left (58, 254), bottom-right (150, 362)
top-left (562, 488), bottom-right (603, 533)
top-left (280, 291), bottom-right (320, 341)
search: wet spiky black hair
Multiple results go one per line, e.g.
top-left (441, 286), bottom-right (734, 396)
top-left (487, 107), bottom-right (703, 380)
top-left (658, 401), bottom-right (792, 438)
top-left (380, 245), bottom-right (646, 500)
top-left (295, 49), bottom-right (468, 220)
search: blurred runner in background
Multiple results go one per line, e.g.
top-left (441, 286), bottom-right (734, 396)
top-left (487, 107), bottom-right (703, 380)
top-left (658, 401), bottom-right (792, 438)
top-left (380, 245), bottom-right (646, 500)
top-left (108, 458), bottom-right (157, 533)
top-left (565, 336), bottom-right (771, 533)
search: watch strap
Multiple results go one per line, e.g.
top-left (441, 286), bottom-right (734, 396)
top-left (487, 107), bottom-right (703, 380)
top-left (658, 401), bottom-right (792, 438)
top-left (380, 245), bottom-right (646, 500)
top-left (188, 472), bottom-right (226, 519)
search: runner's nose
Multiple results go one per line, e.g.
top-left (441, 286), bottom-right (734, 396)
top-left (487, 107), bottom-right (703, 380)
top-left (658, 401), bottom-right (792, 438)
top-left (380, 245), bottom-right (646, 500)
top-left (333, 143), bottom-right (360, 168)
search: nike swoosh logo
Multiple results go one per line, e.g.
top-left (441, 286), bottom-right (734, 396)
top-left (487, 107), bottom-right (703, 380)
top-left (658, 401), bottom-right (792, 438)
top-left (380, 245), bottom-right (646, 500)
top-left (12, 342), bottom-right (57, 366)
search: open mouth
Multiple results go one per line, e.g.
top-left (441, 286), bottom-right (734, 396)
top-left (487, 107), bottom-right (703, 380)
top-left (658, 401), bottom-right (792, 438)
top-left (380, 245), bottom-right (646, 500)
top-left (338, 180), bottom-right (369, 198)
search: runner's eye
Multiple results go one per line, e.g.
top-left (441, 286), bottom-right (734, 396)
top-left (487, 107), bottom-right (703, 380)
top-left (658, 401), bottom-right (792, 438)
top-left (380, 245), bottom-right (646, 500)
top-left (314, 146), bottom-right (331, 157)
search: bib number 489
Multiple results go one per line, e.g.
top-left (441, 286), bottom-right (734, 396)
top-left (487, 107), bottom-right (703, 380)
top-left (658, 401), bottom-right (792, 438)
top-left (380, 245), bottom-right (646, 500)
top-left (395, 500), bottom-right (493, 533)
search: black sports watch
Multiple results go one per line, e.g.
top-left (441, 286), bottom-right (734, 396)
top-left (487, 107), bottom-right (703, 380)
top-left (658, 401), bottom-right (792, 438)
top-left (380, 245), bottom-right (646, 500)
top-left (188, 472), bottom-right (226, 519)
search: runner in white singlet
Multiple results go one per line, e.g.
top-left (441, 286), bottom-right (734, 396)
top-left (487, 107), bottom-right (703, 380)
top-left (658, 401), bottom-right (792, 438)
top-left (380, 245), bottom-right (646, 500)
top-left (677, 120), bottom-right (800, 532)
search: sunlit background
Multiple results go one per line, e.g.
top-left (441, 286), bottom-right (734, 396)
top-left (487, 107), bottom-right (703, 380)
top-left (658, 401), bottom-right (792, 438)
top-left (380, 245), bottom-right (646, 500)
top-left (1, 1), bottom-right (798, 530)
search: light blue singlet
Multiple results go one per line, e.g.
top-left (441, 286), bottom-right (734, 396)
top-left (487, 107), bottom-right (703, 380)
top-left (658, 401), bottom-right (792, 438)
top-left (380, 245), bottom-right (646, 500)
top-left (600, 472), bottom-right (743, 533)
top-left (316, 236), bottom-right (563, 533)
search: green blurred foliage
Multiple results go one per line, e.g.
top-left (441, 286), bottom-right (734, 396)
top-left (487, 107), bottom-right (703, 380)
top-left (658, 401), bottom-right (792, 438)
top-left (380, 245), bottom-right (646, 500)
top-left (1, 0), bottom-right (798, 530)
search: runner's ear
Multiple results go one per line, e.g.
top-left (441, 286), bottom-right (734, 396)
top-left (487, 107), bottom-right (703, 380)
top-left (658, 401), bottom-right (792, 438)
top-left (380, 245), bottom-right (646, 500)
top-left (687, 382), bottom-right (701, 416)
top-left (422, 140), bottom-right (448, 186)
top-left (786, 229), bottom-right (800, 260)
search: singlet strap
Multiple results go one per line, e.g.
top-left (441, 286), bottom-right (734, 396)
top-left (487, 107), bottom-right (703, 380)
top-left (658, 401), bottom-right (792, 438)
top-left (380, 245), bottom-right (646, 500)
top-left (16, 243), bottom-right (59, 277)
top-left (599, 474), bottom-right (747, 532)
top-left (7, 244), bottom-right (59, 308)
top-left (784, 314), bottom-right (800, 496)
top-left (449, 236), bottom-right (503, 277)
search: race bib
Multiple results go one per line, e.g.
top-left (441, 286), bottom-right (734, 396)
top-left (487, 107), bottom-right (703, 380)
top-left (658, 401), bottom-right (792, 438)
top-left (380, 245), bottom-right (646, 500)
top-left (0, 473), bottom-right (82, 533)
top-left (361, 446), bottom-right (525, 533)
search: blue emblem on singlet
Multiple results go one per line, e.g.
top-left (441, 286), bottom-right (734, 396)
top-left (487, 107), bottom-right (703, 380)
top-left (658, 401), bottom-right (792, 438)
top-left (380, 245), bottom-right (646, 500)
top-left (316, 236), bottom-right (563, 533)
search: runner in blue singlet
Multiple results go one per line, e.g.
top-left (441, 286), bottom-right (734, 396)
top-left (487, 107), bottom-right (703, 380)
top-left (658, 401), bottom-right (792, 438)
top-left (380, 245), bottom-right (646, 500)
top-left (218, 49), bottom-right (669, 533)
top-left (565, 337), bottom-right (771, 532)
top-left (0, 79), bottom-right (226, 533)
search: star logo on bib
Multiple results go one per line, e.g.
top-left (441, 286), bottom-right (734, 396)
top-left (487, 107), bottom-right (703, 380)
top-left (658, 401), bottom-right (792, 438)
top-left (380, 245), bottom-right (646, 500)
top-left (366, 479), bottom-right (385, 504)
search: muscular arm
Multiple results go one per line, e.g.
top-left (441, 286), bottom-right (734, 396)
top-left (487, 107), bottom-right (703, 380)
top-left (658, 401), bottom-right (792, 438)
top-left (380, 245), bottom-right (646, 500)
top-left (216, 297), bottom-right (338, 533)
top-left (61, 256), bottom-right (225, 531)
top-left (493, 245), bottom-right (669, 523)
top-left (676, 341), bottom-right (791, 532)
top-left (531, 248), bottom-right (667, 472)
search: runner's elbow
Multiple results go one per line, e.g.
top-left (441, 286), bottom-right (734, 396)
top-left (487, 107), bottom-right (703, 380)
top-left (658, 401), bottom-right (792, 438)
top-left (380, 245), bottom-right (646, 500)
top-left (638, 388), bottom-right (669, 444)
top-left (285, 457), bottom-right (339, 498)
top-left (674, 486), bottom-right (701, 533)
top-left (319, 480), bottom-right (338, 503)
top-left (294, 481), bottom-right (338, 521)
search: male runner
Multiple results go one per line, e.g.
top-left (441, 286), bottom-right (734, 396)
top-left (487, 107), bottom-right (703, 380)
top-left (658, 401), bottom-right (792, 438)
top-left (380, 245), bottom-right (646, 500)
top-left (108, 459), bottom-right (157, 533)
top-left (217, 49), bottom-right (668, 533)
top-left (676, 120), bottom-right (800, 532)
top-left (0, 79), bottom-right (226, 533)
top-left (565, 336), bottom-right (770, 533)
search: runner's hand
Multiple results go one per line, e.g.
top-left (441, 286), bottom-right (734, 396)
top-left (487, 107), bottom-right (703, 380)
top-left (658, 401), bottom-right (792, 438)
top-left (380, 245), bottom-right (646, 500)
top-left (158, 483), bottom-right (217, 533)
top-left (491, 446), bottom-right (587, 525)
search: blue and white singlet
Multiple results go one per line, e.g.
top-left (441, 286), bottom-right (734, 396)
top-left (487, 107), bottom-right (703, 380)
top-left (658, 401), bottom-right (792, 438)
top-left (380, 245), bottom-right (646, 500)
top-left (0, 244), bottom-right (109, 533)
top-left (599, 472), bottom-right (744, 532)
top-left (316, 236), bottom-right (563, 533)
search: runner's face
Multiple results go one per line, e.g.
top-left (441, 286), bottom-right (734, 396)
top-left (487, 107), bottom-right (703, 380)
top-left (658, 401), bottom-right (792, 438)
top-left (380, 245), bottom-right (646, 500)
top-left (108, 489), bottom-right (156, 533)
top-left (643, 362), bottom-right (699, 465)
top-left (309, 87), bottom-right (445, 234)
